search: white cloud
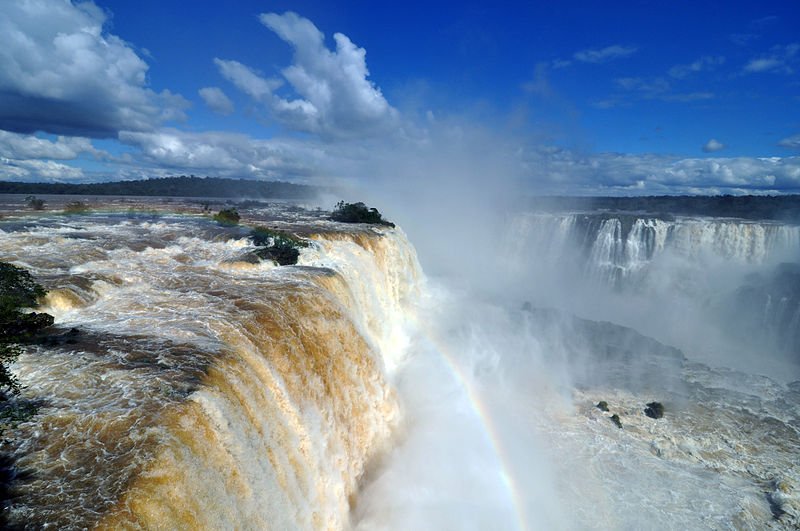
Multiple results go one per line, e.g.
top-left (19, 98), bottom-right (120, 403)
top-left (573, 45), bottom-right (637, 64)
top-left (616, 77), bottom-right (670, 93)
top-left (213, 60), bottom-right (282, 100)
top-left (521, 149), bottom-right (800, 195)
top-left (215, 11), bottom-right (397, 138)
top-left (702, 139), bottom-right (725, 153)
top-left (668, 56), bottom-right (725, 78)
top-left (614, 77), bottom-right (713, 103)
top-left (0, 131), bottom-right (102, 160)
top-left (779, 134), bottom-right (800, 150)
top-left (744, 57), bottom-right (784, 73)
top-left (198, 87), bottom-right (234, 115)
top-left (0, 0), bottom-right (188, 137)
top-left (743, 43), bottom-right (799, 74)
top-left (0, 157), bottom-right (84, 181)
top-left (0, 130), bottom-right (109, 182)
top-left (118, 128), bottom-right (326, 180)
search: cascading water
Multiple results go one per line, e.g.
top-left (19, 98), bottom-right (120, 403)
top-left (0, 204), bottom-right (421, 529)
top-left (507, 212), bottom-right (800, 289)
top-left (1, 199), bottom-right (799, 530)
top-left (504, 211), bottom-right (800, 365)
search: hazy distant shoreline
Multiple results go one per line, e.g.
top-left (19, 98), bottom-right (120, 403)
top-left (0, 176), bottom-right (318, 200)
top-left (530, 194), bottom-right (800, 222)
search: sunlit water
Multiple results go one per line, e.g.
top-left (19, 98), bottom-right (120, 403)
top-left (0, 199), bottom-right (797, 529)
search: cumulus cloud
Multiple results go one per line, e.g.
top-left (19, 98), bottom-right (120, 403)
top-left (669, 56), bottom-right (725, 78)
top-left (702, 139), bottom-right (725, 153)
top-left (118, 128), bottom-right (327, 180)
top-left (573, 45), bottom-right (637, 64)
top-left (521, 148), bottom-right (800, 195)
top-left (779, 134), bottom-right (800, 150)
top-left (215, 11), bottom-right (397, 138)
top-left (0, 130), bottom-right (110, 182)
top-left (0, 131), bottom-right (102, 160)
top-left (0, 0), bottom-right (188, 137)
top-left (199, 87), bottom-right (234, 115)
top-left (1, 157), bottom-right (85, 181)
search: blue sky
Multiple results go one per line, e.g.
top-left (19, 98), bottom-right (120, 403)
top-left (0, 0), bottom-right (798, 194)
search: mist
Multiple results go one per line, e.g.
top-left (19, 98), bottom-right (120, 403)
top-left (325, 112), bottom-right (800, 528)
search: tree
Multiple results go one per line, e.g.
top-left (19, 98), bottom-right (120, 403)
top-left (213, 208), bottom-right (240, 225)
top-left (330, 201), bottom-right (395, 227)
top-left (24, 196), bottom-right (45, 210)
top-left (250, 227), bottom-right (308, 266)
top-left (0, 263), bottom-right (52, 400)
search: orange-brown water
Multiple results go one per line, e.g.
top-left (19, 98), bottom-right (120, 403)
top-left (0, 202), bottom-right (420, 529)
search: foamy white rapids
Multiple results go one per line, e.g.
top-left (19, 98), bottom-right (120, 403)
top-left (0, 209), bottom-right (421, 529)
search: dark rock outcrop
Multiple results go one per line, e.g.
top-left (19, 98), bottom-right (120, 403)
top-left (644, 402), bottom-right (664, 419)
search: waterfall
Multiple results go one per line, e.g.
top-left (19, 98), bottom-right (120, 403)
top-left (2, 214), bottom-right (422, 529)
top-left (507, 212), bottom-right (800, 290)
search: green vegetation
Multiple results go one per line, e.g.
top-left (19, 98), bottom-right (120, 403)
top-left (330, 201), bottom-right (395, 227)
top-left (0, 263), bottom-right (46, 310)
top-left (25, 196), bottom-right (45, 210)
top-left (250, 226), bottom-right (308, 266)
top-left (530, 195), bottom-right (800, 223)
top-left (213, 208), bottom-right (240, 225)
top-left (63, 201), bottom-right (90, 214)
top-left (0, 263), bottom-right (52, 427)
top-left (0, 176), bottom-right (317, 199)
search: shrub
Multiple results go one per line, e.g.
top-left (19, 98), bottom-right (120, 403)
top-left (213, 208), bottom-right (240, 226)
top-left (25, 196), bottom-right (45, 210)
top-left (330, 201), bottom-right (394, 227)
top-left (63, 201), bottom-right (89, 214)
top-left (0, 262), bottom-right (51, 401)
top-left (0, 263), bottom-right (47, 311)
top-left (250, 227), bottom-right (308, 266)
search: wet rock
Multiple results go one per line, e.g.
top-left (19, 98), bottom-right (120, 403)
top-left (644, 402), bottom-right (664, 419)
top-left (596, 401), bottom-right (609, 412)
top-left (610, 414), bottom-right (622, 429)
top-left (38, 327), bottom-right (81, 347)
top-left (231, 252), bottom-right (261, 265)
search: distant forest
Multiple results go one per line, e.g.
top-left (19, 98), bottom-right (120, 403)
top-left (532, 195), bottom-right (800, 223)
top-left (0, 176), bottom-right (318, 199)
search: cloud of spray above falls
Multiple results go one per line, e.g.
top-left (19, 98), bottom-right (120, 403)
top-left (343, 118), bottom-right (528, 285)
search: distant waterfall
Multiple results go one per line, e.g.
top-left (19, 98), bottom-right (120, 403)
top-left (507, 212), bottom-right (800, 289)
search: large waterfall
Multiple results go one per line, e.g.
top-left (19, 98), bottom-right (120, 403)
top-left (504, 211), bottom-right (800, 364)
top-left (1, 206), bottom-right (420, 529)
top-left (506, 212), bottom-right (800, 288)
top-left (2, 201), bottom-right (799, 529)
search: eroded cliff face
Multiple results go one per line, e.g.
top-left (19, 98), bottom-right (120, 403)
top-left (0, 206), bottom-right (421, 530)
